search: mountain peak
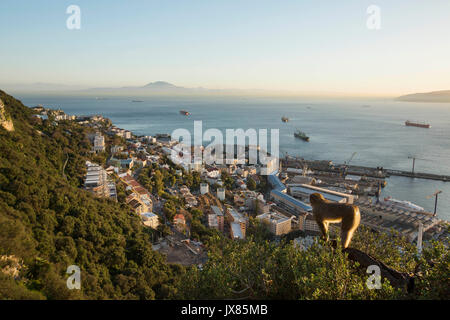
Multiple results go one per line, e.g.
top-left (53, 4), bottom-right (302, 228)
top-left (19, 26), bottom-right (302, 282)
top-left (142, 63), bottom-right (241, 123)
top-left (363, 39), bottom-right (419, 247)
top-left (143, 81), bottom-right (178, 88)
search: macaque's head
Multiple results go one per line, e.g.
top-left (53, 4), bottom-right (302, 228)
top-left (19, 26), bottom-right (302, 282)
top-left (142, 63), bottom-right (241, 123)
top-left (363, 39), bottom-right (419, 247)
top-left (310, 193), bottom-right (325, 205)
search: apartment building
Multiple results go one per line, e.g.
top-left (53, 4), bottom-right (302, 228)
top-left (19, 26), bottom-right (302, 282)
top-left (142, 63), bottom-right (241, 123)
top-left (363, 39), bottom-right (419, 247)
top-left (256, 212), bottom-right (292, 236)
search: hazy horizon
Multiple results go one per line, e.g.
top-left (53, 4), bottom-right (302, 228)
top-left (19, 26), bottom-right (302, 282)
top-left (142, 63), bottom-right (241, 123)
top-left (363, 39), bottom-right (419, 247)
top-left (0, 81), bottom-right (404, 99)
top-left (1, 0), bottom-right (450, 96)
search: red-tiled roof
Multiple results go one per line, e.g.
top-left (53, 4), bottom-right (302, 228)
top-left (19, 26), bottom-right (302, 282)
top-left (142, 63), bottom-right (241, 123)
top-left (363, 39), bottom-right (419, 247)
top-left (135, 186), bottom-right (150, 195)
top-left (128, 199), bottom-right (142, 209)
top-left (174, 213), bottom-right (185, 222)
top-left (129, 181), bottom-right (140, 188)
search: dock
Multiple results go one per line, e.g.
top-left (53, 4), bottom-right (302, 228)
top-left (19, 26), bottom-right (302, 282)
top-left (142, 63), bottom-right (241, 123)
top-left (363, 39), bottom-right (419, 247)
top-left (282, 159), bottom-right (450, 182)
top-left (385, 169), bottom-right (450, 182)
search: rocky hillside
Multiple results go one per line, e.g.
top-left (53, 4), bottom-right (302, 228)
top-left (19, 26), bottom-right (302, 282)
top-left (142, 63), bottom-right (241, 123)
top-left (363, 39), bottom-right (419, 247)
top-left (0, 98), bottom-right (14, 131)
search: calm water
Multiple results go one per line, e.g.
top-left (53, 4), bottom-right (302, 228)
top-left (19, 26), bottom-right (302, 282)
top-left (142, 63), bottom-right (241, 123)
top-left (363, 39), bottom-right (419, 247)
top-left (16, 94), bottom-right (450, 221)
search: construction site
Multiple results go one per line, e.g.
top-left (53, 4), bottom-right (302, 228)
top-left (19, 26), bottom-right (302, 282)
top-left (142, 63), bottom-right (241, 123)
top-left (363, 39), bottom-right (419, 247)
top-left (153, 234), bottom-right (208, 266)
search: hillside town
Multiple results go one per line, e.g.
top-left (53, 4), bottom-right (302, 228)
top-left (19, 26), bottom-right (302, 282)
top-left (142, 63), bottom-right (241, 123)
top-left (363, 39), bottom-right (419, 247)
top-left (33, 106), bottom-right (450, 266)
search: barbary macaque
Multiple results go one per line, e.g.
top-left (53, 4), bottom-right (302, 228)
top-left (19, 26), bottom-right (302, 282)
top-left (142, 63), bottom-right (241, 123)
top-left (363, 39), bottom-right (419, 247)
top-left (309, 193), bottom-right (360, 248)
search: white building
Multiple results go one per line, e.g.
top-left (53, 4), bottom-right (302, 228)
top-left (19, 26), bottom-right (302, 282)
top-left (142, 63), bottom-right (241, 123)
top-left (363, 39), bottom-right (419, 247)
top-left (208, 214), bottom-right (219, 229)
top-left (84, 161), bottom-right (116, 200)
top-left (256, 212), bottom-right (292, 236)
top-left (200, 183), bottom-right (209, 195)
top-left (299, 212), bottom-right (321, 233)
top-left (270, 189), bottom-right (312, 215)
top-left (206, 168), bottom-right (221, 179)
top-left (55, 114), bottom-right (76, 121)
top-left (141, 212), bottom-right (159, 229)
top-left (289, 184), bottom-right (356, 204)
top-left (217, 188), bottom-right (225, 201)
top-left (111, 145), bottom-right (124, 154)
top-left (93, 132), bottom-right (105, 153)
top-left (124, 130), bottom-right (132, 139)
top-left (230, 222), bottom-right (245, 240)
top-left (259, 156), bottom-right (279, 175)
top-left (226, 208), bottom-right (247, 239)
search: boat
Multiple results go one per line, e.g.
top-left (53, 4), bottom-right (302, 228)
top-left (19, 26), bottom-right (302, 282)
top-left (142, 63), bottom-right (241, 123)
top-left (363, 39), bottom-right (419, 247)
top-left (281, 116), bottom-right (289, 122)
top-left (405, 120), bottom-right (431, 128)
top-left (381, 197), bottom-right (425, 212)
top-left (180, 110), bottom-right (190, 116)
top-left (294, 129), bottom-right (309, 142)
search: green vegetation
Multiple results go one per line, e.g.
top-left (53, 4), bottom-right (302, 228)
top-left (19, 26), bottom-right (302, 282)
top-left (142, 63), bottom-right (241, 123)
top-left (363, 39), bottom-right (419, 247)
top-left (176, 227), bottom-right (449, 299)
top-left (138, 159), bottom-right (201, 198)
top-left (220, 171), bottom-right (235, 190)
top-left (246, 177), bottom-right (257, 191)
top-left (0, 91), bottom-right (183, 299)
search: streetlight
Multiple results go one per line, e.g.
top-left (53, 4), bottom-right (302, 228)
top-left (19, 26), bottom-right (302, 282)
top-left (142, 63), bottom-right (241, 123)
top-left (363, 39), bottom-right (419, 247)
top-left (426, 190), bottom-right (442, 216)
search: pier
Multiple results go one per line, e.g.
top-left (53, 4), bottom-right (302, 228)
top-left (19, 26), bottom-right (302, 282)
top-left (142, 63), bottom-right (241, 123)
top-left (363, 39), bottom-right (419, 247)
top-left (282, 158), bottom-right (450, 182)
top-left (385, 169), bottom-right (450, 182)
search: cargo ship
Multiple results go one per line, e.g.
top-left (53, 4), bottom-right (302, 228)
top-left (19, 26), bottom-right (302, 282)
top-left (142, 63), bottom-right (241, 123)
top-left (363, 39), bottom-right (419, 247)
top-left (179, 110), bottom-right (190, 116)
top-left (281, 116), bottom-right (289, 122)
top-left (294, 129), bottom-right (309, 142)
top-left (405, 120), bottom-right (430, 128)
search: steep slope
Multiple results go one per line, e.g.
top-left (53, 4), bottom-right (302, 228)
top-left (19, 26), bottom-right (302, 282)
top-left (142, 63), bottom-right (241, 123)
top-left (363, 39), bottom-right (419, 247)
top-left (0, 98), bottom-right (14, 131)
top-left (0, 90), bottom-right (182, 299)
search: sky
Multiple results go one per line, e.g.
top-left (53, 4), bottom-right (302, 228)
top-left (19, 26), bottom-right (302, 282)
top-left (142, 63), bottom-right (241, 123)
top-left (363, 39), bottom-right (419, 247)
top-left (0, 0), bottom-right (449, 96)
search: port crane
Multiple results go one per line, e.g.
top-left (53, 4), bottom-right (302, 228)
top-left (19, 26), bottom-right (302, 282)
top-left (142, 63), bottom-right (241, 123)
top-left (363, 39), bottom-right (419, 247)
top-left (426, 190), bottom-right (442, 216)
top-left (407, 155), bottom-right (427, 175)
top-left (341, 152), bottom-right (357, 177)
top-left (345, 152), bottom-right (357, 166)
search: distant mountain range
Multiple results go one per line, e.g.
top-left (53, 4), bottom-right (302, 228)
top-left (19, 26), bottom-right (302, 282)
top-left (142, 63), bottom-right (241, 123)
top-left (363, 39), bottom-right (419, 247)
top-left (396, 90), bottom-right (450, 102)
top-left (90, 81), bottom-right (186, 91)
top-left (85, 81), bottom-right (204, 95)
top-left (10, 81), bottom-right (450, 100)
top-left (1, 81), bottom-right (243, 96)
top-left (142, 81), bottom-right (183, 89)
top-left (84, 81), bottom-right (255, 96)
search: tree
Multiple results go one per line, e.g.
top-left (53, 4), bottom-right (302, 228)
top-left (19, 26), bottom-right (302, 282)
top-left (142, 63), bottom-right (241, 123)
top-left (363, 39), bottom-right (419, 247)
top-left (163, 201), bottom-right (177, 222)
top-left (247, 177), bottom-right (256, 191)
top-left (175, 226), bottom-right (449, 300)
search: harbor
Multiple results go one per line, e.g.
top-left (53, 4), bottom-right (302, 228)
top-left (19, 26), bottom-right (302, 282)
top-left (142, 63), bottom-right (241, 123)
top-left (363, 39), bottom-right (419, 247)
top-left (278, 157), bottom-right (449, 243)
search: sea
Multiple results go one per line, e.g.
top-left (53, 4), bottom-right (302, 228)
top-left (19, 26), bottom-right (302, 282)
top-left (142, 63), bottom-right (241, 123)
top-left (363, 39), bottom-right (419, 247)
top-left (15, 93), bottom-right (450, 221)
